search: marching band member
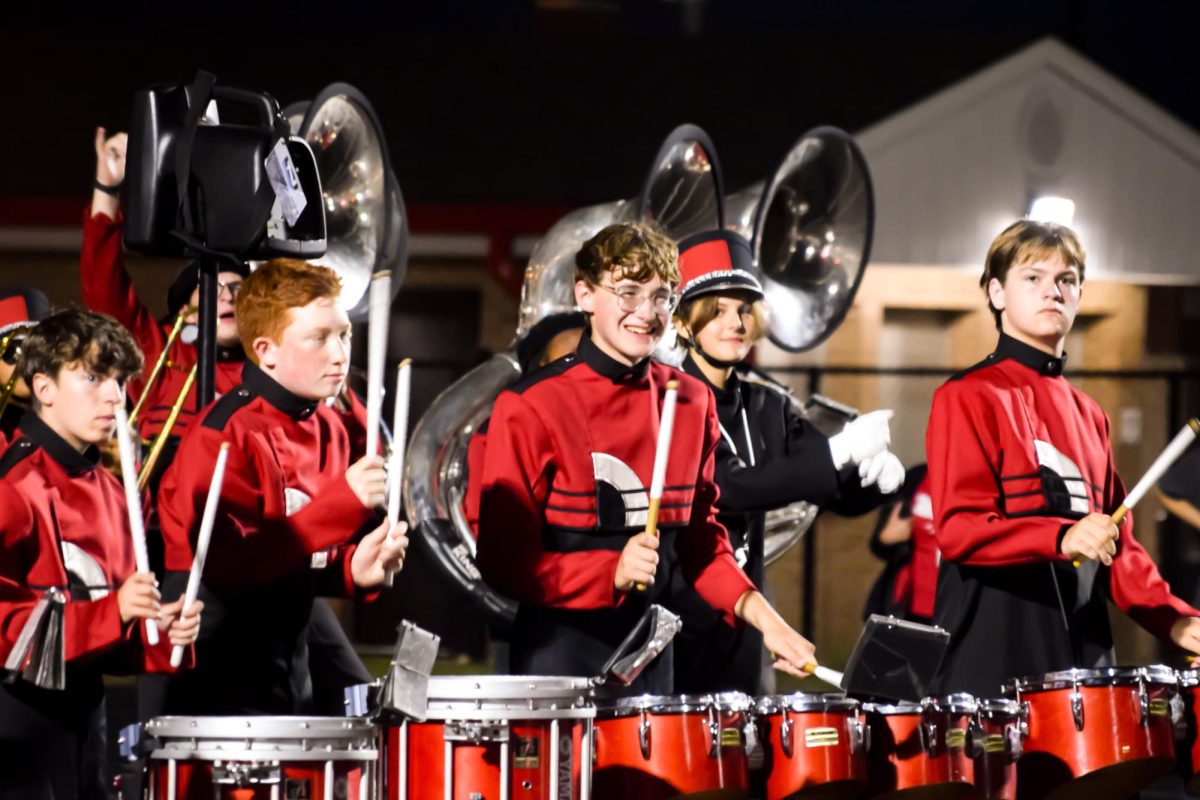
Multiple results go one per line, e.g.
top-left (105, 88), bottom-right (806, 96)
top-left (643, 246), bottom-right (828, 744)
top-left (927, 220), bottom-right (1200, 696)
top-left (156, 258), bottom-right (407, 715)
top-left (668, 230), bottom-right (904, 694)
top-left (82, 127), bottom-right (249, 454)
top-left (0, 287), bottom-right (50, 445)
top-left (465, 311), bottom-right (587, 537)
top-left (0, 310), bottom-right (201, 800)
top-left (863, 464), bottom-right (939, 624)
top-left (85, 128), bottom-right (371, 718)
top-left (477, 222), bottom-right (815, 693)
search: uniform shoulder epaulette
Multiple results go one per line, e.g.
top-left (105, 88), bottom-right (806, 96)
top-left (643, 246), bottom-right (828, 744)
top-left (202, 385), bottom-right (257, 431)
top-left (946, 353), bottom-right (999, 383)
top-left (738, 366), bottom-right (794, 398)
top-left (0, 437), bottom-right (36, 479)
top-left (507, 353), bottom-right (577, 395)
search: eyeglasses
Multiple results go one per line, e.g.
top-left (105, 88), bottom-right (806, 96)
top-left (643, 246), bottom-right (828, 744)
top-left (217, 279), bottom-right (243, 299)
top-left (599, 284), bottom-right (679, 315)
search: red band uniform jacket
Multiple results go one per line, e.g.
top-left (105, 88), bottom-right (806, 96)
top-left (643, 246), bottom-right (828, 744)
top-left (477, 335), bottom-right (754, 693)
top-left (927, 334), bottom-right (1199, 696)
top-left (81, 211), bottom-right (246, 467)
top-left (0, 414), bottom-right (185, 800)
top-left (156, 362), bottom-right (374, 714)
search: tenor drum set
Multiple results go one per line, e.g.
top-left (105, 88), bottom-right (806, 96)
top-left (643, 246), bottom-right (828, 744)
top-left (129, 664), bottom-right (1200, 800)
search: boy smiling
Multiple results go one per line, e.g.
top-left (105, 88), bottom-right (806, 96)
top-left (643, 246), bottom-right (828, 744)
top-left (927, 220), bottom-right (1200, 695)
top-left (477, 222), bottom-right (814, 692)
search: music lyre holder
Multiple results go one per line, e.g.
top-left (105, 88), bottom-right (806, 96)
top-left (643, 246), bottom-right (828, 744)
top-left (840, 614), bottom-right (951, 702)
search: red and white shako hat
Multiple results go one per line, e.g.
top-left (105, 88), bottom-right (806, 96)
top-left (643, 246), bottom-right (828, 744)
top-left (677, 230), bottom-right (763, 305)
top-left (0, 287), bottom-right (50, 362)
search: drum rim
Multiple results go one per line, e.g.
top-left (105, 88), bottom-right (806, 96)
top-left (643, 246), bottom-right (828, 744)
top-left (861, 700), bottom-right (924, 714)
top-left (975, 697), bottom-right (1025, 717)
top-left (596, 693), bottom-right (733, 716)
top-left (755, 692), bottom-right (860, 714)
top-left (927, 692), bottom-right (978, 714)
top-left (426, 674), bottom-right (595, 702)
top-left (1004, 665), bottom-right (1179, 693)
top-left (145, 715), bottom-right (377, 741)
top-left (1178, 668), bottom-right (1200, 687)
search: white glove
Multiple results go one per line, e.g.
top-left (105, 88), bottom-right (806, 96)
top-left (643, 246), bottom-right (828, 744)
top-left (828, 409), bottom-right (894, 470)
top-left (859, 450), bottom-right (905, 493)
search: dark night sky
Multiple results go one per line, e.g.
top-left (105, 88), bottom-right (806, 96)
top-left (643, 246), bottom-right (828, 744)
top-left (2, 1), bottom-right (1197, 209)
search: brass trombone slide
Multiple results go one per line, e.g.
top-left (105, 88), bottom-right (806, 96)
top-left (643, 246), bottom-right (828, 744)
top-left (128, 306), bottom-right (195, 429)
top-left (136, 363), bottom-right (198, 491)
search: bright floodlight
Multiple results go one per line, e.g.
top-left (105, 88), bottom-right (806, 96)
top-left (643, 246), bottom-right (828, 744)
top-left (1028, 196), bottom-right (1076, 227)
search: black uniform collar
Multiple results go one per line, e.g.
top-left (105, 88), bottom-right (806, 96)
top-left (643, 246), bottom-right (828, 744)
top-left (992, 332), bottom-right (1067, 377)
top-left (242, 362), bottom-right (320, 420)
top-left (578, 333), bottom-right (650, 382)
top-left (17, 413), bottom-right (100, 475)
top-left (683, 353), bottom-right (740, 398)
top-left (217, 343), bottom-right (246, 363)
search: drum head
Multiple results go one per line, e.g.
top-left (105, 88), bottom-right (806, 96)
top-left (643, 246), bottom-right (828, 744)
top-left (756, 692), bottom-right (860, 715)
top-left (424, 674), bottom-right (595, 720)
top-left (146, 716), bottom-right (377, 760)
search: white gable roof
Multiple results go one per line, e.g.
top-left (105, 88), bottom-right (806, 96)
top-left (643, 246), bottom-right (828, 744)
top-left (857, 38), bottom-right (1200, 284)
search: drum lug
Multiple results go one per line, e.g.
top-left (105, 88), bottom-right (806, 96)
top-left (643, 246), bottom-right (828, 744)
top-left (212, 761), bottom-right (282, 787)
top-left (848, 715), bottom-right (865, 756)
top-left (638, 709), bottom-right (652, 760)
top-left (781, 713), bottom-right (794, 758)
top-left (1070, 685), bottom-right (1085, 732)
top-left (1138, 678), bottom-right (1151, 727)
top-left (1006, 723), bottom-right (1024, 761)
top-left (967, 719), bottom-right (985, 760)
top-left (742, 716), bottom-right (760, 757)
top-left (444, 720), bottom-right (510, 744)
top-left (707, 702), bottom-right (721, 758)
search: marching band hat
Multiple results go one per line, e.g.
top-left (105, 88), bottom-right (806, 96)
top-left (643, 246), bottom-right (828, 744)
top-left (0, 286), bottom-right (50, 338)
top-left (676, 230), bottom-right (763, 305)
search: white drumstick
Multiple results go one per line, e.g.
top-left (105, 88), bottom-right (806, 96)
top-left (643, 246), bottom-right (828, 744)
top-left (1113, 417), bottom-right (1200, 525)
top-left (364, 271), bottom-right (392, 460)
top-left (383, 359), bottom-right (412, 588)
top-left (812, 665), bottom-right (844, 689)
top-left (113, 401), bottom-right (158, 646)
top-left (170, 442), bottom-right (229, 668)
top-left (635, 380), bottom-right (679, 592)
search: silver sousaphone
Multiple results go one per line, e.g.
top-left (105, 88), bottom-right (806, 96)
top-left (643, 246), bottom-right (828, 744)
top-left (404, 125), bottom-right (725, 624)
top-left (726, 126), bottom-right (875, 564)
top-left (283, 84), bottom-right (408, 321)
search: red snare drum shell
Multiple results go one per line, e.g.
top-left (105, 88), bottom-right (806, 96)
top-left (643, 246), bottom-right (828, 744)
top-left (862, 696), bottom-right (976, 800)
top-left (1005, 667), bottom-right (1177, 800)
top-left (593, 693), bottom-right (751, 799)
top-left (380, 675), bottom-right (595, 800)
top-left (1172, 669), bottom-right (1200, 796)
top-left (756, 693), bottom-right (867, 800)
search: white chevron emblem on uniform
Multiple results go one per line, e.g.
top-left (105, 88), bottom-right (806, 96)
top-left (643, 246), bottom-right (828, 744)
top-left (591, 453), bottom-right (649, 527)
top-left (1034, 439), bottom-right (1090, 514)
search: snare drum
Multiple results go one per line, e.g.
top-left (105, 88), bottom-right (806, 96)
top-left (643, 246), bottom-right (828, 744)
top-left (593, 692), bottom-right (752, 798)
top-left (862, 695), bottom-right (976, 800)
top-left (145, 716), bottom-right (377, 800)
top-left (972, 698), bottom-right (1026, 800)
top-left (382, 675), bottom-right (595, 800)
top-left (1005, 666), bottom-right (1177, 800)
top-left (1176, 669), bottom-right (1200, 794)
top-left (754, 693), bottom-right (866, 800)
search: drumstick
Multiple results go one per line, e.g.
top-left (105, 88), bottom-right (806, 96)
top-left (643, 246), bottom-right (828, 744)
top-left (113, 400), bottom-right (158, 646)
top-left (802, 662), bottom-right (845, 689)
top-left (636, 380), bottom-right (679, 592)
top-left (383, 359), bottom-right (412, 588)
top-left (1073, 418), bottom-right (1200, 566)
top-left (170, 442), bottom-right (229, 668)
top-left (1112, 418), bottom-right (1200, 525)
top-left (364, 271), bottom-right (392, 460)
